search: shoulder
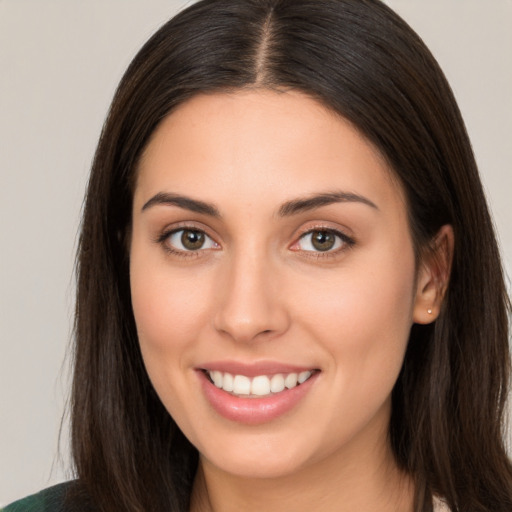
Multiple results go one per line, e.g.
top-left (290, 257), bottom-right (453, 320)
top-left (2, 481), bottom-right (96, 512)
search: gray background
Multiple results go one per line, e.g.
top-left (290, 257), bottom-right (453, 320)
top-left (1, 0), bottom-right (511, 505)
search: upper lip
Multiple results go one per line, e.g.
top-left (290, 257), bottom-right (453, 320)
top-left (197, 360), bottom-right (319, 378)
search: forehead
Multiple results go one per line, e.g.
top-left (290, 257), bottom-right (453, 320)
top-left (134, 89), bottom-right (405, 217)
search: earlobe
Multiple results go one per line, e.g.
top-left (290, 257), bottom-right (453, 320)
top-left (413, 224), bottom-right (454, 324)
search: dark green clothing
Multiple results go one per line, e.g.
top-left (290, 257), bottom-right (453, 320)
top-left (2, 482), bottom-right (95, 512)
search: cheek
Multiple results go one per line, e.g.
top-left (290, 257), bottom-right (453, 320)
top-left (295, 244), bottom-right (416, 390)
top-left (129, 252), bottom-right (214, 366)
top-left (129, 255), bottom-right (216, 430)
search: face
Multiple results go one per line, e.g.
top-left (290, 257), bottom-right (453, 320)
top-left (130, 90), bottom-right (424, 480)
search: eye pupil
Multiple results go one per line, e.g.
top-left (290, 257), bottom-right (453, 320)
top-left (181, 230), bottom-right (205, 250)
top-left (312, 230), bottom-right (335, 251)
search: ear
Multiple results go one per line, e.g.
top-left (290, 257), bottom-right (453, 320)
top-left (413, 224), bottom-right (454, 324)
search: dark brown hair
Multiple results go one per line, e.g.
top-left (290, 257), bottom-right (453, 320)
top-left (71, 0), bottom-right (512, 510)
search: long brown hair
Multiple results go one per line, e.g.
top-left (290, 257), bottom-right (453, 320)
top-left (71, 1), bottom-right (512, 510)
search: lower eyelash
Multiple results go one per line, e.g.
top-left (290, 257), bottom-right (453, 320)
top-left (163, 244), bottom-right (203, 258)
top-left (298, 228), bottom-right (355, 256)
top-left (153, 226), bottom-right (355, 259)
top-left (155, 229), bottom-right (207, 258)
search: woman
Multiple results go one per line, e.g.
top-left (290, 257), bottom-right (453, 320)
top-left (4, 0), bottom-right (511, 511)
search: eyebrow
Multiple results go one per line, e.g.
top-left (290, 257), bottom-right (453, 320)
top-left (277, 191), bottom-right (378, 217)
top-left (141, 192), bottom-right (221, 217)
top-left (141, 190), bottom-right (378, 217)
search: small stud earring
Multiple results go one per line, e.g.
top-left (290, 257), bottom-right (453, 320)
top-left (427, 308), bottom-right (432, 314)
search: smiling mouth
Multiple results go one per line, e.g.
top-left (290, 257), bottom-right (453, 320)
top-left (203, 369), bottom-right (318, 398)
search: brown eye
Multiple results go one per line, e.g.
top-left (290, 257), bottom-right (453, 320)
top-left (296, 229), bottom-right (347, 253)
top-left (311, 230), bottom-right (336, 251)
top-left (165, 228), bottom-right (218, 252)
top-left (181, 230), bottom-right (205, 250)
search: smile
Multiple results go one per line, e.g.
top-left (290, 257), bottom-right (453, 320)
top-left (206, 370), bottom-right (314, 397)
top-left (198, 365), bottom-right (320, 424)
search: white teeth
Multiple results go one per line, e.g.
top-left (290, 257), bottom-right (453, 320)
top-left (284, 373), bottom-right (298, 389)
top-left (223, 372), bottom-right (234, 392)
top-left (298, 370), bottom-right (312, 384)
top-left (207, 369), bottom-right (314, 397)
top-left (212, 370), bottom-right (223, 388)
top-left (251, 375), bottom-right (271, 396)
top-left (270, 374), bottom-right (285, 393)
top-left (233, 375), bottom-right (251, 395)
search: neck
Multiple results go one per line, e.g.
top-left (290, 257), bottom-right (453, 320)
top-left (189, 431), bottom-right (414, 512)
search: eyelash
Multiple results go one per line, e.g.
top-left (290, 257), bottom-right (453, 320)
top-left (292, 226), bottom-right (355, 259)
top-left (156, 225), bottom-right (218, 259)
top-left (156, 225), bottom-right (355, 259)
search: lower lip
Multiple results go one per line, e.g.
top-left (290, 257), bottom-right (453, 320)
top-left (198, 371), bottom-right (319, 425)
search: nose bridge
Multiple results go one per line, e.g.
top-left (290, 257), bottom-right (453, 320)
top-left (213, 243), bottom-right (288, 342)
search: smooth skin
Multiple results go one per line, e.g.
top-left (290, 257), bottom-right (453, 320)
top-left (130, 90), bottom-right (453, 512)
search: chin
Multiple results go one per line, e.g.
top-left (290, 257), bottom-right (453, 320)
top-left (204, 450), bottom-right (311, 480)
top-left (194, 425), bottom-right (328, 480)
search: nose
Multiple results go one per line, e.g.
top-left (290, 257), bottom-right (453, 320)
top-left (213, 249), bottom-right (290, 343)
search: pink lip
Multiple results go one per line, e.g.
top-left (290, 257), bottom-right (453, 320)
top-left (197, 367), bottom-right (319, 425)
top-left (198, 360), bottom-right (316, 378)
